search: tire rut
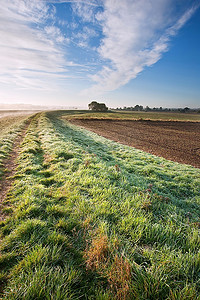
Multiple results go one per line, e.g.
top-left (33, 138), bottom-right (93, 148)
top-left (0, 118), bottom-right (32, 220)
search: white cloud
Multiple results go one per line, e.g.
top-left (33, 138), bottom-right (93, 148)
top-left (46, 0), bottom-right (102, 7)
top-left (71, 1), bottom-right (99, 23)
top-left (72, 26), bottom-right (98, 49)
top-left (1, 0), bottom-right (198, 99)
top-left (44, 26), bottom-right (69, 43)
top-left (0, 0), bottom-right (71, 90)
top-left (82, 0), bottom-right (199, 96)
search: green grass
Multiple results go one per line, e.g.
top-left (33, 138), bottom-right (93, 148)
top-left (0, 111), bottom-right (199, 299)
top-left (66, 110), bottom-right (200, 122)
top-left (0, 115), bottom-right (34, 179)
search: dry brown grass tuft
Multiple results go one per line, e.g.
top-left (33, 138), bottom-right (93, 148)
top-left (108, 254), bottom-right (132, 300)
top-left (84, 234), bottom-right (132, 299)
top-left (84, 234), bottom-right (110, 271)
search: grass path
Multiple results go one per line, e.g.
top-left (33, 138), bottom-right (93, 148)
top-left (0, 111), bottom-right (199, 299)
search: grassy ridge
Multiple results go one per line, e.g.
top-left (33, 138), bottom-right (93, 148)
top-left (0, 111), bottom-right (199, 299)
top-left (66, 110), bottom-right (200, 122)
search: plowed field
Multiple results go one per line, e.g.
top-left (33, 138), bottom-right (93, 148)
top-left (70, 119), bottom-right (200, 168)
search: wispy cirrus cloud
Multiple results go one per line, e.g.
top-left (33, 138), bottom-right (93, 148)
top-left (81, 0), bottom-right (199, 95)
top-left (0, 0), bottom-right (72, 90)
top-left (46, 0), bottom-right (102, 7)
top-left (0, 0), bottom-right (199, 99)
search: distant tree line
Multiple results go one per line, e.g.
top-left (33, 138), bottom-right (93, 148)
top-left (88, 102), bottom-right (200, 113)
top-left (114, 105), bottom-right (199, 113)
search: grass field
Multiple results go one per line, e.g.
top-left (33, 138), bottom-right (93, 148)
top-left (0, 111), bottom-right (199, 299)
top-left (66, 110), bottom-right (200, 122)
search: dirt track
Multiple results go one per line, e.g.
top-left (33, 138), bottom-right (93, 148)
top-left (70, 119), bottom-right (200, 168)
top-left (0, 119), bottom-right (32, 221)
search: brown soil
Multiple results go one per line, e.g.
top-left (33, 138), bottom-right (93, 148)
top-left (70, 119), bottom-right (200, 168)
top-left (0, 120), bottom-right (31, 221)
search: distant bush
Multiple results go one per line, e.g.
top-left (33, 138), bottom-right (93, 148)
top-left (88, 101), bottom-right (108, 112)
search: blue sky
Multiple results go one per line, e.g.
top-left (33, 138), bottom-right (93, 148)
top-left (0, 0), bottom-right (199, 108)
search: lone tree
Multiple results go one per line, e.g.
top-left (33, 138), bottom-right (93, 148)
top-left (88, 101), bottom-right (108, 112)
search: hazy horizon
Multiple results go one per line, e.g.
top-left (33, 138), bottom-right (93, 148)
top-left (0, 102), bottom-right (199, 111)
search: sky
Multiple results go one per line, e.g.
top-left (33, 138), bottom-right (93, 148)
top-left (0, 0), bottom-right (199, 108)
